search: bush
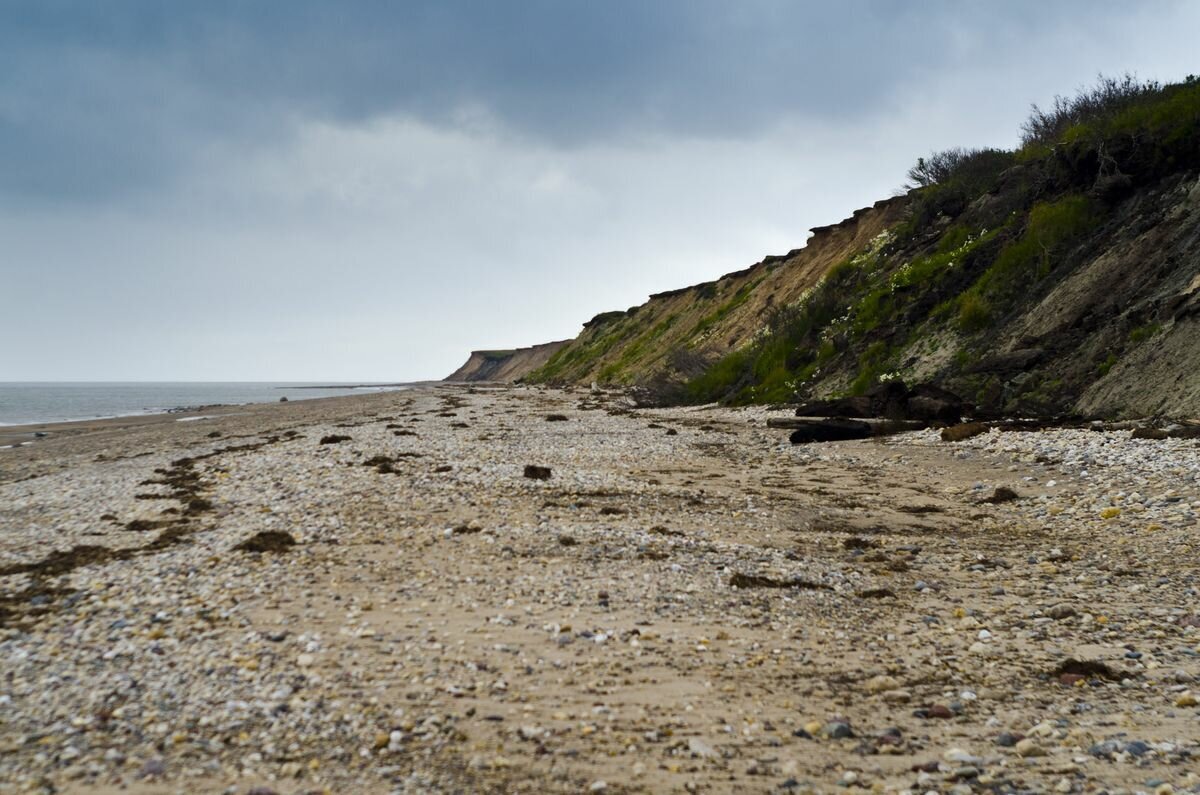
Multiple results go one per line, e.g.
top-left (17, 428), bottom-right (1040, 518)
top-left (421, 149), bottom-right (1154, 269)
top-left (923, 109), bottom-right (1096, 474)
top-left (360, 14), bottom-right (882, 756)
top-left (1129, 323), bottom-right (1162, 344)
top-left (971, 194), bottom-right (1097, 297)
top-left (685, 348), bottom-right (751, 403)
top-left (906, 147), bottom-right (1013, 190)
top-left (1021, 73), bottom-right (1161, 146)
top-left (956, 293), bottom-right (992, 333)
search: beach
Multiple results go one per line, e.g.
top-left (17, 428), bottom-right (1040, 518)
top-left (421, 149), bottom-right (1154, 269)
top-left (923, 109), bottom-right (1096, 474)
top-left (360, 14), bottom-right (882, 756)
top-left (2, 384), bottom-right (1198, 794)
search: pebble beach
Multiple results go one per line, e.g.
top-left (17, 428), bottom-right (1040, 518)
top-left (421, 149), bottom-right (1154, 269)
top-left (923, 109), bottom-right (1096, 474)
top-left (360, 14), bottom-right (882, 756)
top-left (2, 384), bottom-right (1199, 794)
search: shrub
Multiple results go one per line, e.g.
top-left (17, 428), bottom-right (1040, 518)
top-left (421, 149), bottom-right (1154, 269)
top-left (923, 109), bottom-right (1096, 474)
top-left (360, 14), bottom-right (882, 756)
top-left (970, 194), bottom-right (1097, 297)
top-left (899, 148), bottom-right (1016, 237)
top-left (1021, 73), bottom-right (1161, 147)
top-left (685, 348), bottom-right (751, 403)
top-left (849, 341), bottom-right (892, 395)
top-left (956, 293), bottom-right (992, 333)
top-left (906, 147), bottom-right (1013, 190)
top-left (1129, 323), bottom-right (1162, 344)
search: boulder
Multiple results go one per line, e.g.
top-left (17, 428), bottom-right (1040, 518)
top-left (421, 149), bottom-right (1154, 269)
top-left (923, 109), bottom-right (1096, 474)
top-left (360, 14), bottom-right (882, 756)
top-left (795, 381), bottom-right (969, 424)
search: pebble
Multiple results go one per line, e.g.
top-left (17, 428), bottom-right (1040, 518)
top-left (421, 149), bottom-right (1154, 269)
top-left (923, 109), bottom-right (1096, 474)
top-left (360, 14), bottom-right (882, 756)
top-left (863, 674), bottom-right (900, 693)
top-left (3, 388), bottom-right (1198, 793)
top-left (1016, 738), bottom-right (1047, 757)
top-left (819, 721), bottom-right (853, 740)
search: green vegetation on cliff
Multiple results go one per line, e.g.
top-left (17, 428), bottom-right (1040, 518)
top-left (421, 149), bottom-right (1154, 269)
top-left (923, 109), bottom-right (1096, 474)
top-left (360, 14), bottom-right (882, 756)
top-left (682, 74), bottom-right (1200, 415)
top-left (516, 74), bottom-right (1200, 418)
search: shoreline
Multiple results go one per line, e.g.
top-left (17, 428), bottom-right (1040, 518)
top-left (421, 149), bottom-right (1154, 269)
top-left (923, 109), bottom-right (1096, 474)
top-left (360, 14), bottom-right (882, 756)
top-left (2, 384), bottom-right (1198, 793)
top-left (0, 384), bottom-right (433, 448)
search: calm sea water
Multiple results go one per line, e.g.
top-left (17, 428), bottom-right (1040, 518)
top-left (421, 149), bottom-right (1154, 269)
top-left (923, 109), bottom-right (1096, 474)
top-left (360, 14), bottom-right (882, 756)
top-left (0, 382), bottom-right (412, 426)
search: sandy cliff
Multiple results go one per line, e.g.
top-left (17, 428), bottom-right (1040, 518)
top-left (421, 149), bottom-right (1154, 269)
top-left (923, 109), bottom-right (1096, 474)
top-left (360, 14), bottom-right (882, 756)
top-left (445, 340), bottom-right (571, 382)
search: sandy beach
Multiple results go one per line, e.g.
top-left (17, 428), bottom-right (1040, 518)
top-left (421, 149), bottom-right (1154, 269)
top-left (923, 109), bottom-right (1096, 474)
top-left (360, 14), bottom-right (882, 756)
top-left (2, 384), bottom-right (1199, 794)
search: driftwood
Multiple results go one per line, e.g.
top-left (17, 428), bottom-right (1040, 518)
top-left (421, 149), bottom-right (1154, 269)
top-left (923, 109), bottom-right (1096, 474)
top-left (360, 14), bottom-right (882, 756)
top-left (769, 416), bottom-right (927, 432)
top-left (783, 417), bottom-right (927, 444)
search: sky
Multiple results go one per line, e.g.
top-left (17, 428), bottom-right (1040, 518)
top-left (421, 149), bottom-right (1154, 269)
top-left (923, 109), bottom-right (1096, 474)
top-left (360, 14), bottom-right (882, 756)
top-left (2, 1), bottom-right (1197, 381)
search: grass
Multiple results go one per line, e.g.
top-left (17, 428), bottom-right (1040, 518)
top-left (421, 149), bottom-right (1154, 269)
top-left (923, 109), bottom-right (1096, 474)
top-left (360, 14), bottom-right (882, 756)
top-left (953, 194), bottom-right (1098, 327)
top-left (956, 293), bottom-right (992, 333)
top-left (564, 76), bottom-right (1200, 406)
top-left (689, 279), bottom-right (762, 341)
top-left (1129, 322), bottom-right (1162, 344)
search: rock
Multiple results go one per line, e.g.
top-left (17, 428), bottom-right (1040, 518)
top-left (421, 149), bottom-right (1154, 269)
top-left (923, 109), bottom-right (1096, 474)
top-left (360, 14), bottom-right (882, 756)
top-left (943, 748), bottom-right (982, 765)
top-left (278, 397), bottom-right (288, 403)
top-left (925, 704), bottom-right (955, 719)
top-left (966, 348), bottom-right (1045, 374)
top-left (875, 727), bottom-right (903, 746)
top-left (318, 434), bottom-right (351, 444)
top-left (982, 487), bottom-right (1020, 504)
top-left (1175, 691), bottom-right (1197, 707)
top-left (1052, 658), bottom-right (1119, 682)
top-left (1088, 739), bottom-right (1121, 758)
top-left (863, 675), bottom-right (900, 694)
top-left (1015, 738), bottom-right (1046, 757)
top-left (729, 573), bottom-right (830, 590)
top-left (1046, 604), bottom-right (1077, 620)
top-left (523, 465), bottom-right (552, 480)
top-left (688, 737), bottom-right (718, 758)
top-left (882, 689), bottom-right (912, 704)
top-left (819, 721), bottom-right (853, 739)
top-left (1123, 740), bottom-right (1151, 757)
top-left (138, 758), bottom-right (166, 778)
top-left (995, 732), bottom-right (1020, 747)
top-left (795, 381), bottom-right (968, 422)
top-left (907, 393), bottom-right (964, 424)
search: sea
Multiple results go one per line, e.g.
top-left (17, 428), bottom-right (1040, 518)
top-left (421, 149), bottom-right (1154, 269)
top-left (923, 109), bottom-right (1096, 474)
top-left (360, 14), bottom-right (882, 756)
top-left (0, 382), bottom-right (413, 426)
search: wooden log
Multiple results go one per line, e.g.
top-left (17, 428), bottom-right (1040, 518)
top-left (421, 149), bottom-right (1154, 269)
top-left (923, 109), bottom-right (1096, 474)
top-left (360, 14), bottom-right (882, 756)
top-left (781, 417), bottom-right (928, 443)
top-left (769, 416), bottom-right (927, 433)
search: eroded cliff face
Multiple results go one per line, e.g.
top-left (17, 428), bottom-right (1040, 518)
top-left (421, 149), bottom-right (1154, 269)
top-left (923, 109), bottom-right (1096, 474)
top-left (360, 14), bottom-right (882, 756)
top-left (452, 78), bottom-right (1200, 418)
top-left (445, 340), bottom-right (571, 382)
top-left (450, 173), bottom-right (1200, 416)
top-left (519, 196), bottom-right (908, 387)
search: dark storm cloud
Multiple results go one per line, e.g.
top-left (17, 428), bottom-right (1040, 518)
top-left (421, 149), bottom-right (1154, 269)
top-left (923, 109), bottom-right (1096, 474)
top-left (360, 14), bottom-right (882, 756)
top-left (0, 0), bottom-right (1144, 201)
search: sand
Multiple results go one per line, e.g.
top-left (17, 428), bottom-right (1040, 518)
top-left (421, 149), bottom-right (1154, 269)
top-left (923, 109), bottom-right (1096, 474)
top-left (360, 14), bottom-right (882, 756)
top-left (1, 384), bottom-right (1198, 794)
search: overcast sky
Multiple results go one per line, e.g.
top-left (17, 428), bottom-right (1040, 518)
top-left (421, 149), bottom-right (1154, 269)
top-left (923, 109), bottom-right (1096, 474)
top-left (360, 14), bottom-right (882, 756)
top-left (2, 1), bottom-right (1197, 381)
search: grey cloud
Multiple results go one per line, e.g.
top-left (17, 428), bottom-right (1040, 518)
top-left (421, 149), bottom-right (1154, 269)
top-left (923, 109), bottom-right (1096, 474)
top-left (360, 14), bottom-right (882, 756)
top-left (0, 0), bottom-right (1170, 201)
top-left (2, 1), bottom-right (1198, 380)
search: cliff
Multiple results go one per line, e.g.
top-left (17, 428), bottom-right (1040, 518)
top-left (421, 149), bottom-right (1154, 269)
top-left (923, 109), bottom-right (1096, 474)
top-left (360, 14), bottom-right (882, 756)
top-left (454, 76), bottom-right (1200, 418)
top-left (445, 340), bottom-right (571, 382)
top-left (522, 196), bottom-right (908, 387)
